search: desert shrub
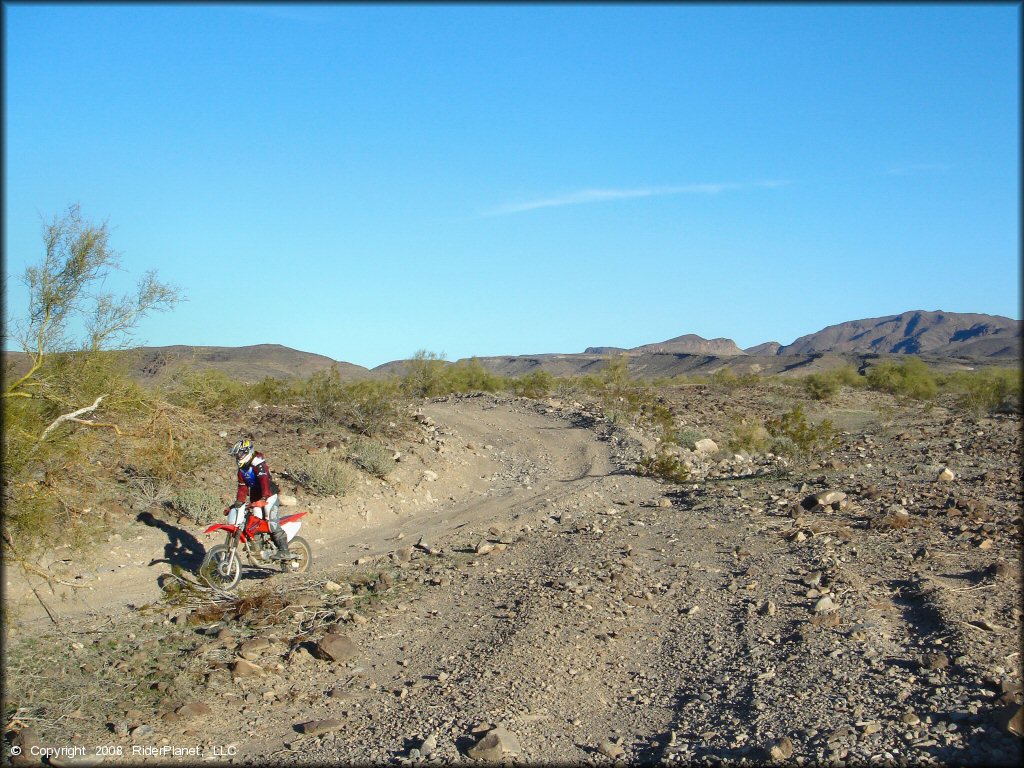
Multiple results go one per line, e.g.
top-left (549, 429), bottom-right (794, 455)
top-left (727, 419), bottom-right (771, 454)
top-left (402, 350), bottom-right (449, 398)
top-left (803, 367), bottom-right (863, 401)
top-left (865, 357), bottom-right (937, 400)
top-left (637, 451), bottom-right (690, 484)
top-left (554, 377), bottom-right (584, 399)
top-left (170, 488), bottom-right (223, 523)
top-left (710, 367), bottom-right (739, 388)
top-left (802, 365), bottom-right (862, 401)
top-left (336, 379), bottom-right (406, 436)
top-left (445, 358), bottom-right (506, 393)
top-left (804, 372), bottom-right (841, 401)
top-left (248, 376), bottom-right (301, 405)
top-left (291, 454), bottom-right (353, 496)
top-left (511, 370), bottom-right (554, 399)
top-left (675, 428), bottom-right (704, 451)
top-left (165, 366), bottom-right (249, 413)
top-left (348, 438), bottom-right (395, 478)
top-left (302, 366), bottom-right (346, 426)
top-left (765, 405), bottom-right (837, 457)
top-left (709, 368), bottom-right (762, 389)
top-left (941, 368), bottom-right (1021, 415)
top-left (122, 468), bottom-right (174, 507)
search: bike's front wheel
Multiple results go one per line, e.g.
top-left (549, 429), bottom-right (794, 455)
top-left (281, 535), bottom-right (312, 574)
top-left (200, 544), bottom-right (241, 590)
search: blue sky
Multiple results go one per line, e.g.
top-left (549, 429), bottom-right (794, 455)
top-left (3, 3), bottom-right (1019, 369)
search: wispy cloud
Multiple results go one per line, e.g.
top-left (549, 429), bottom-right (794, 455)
top-left (482, 180), bottom-right (791, 217)
top-left (886, 163), bottom-right (953, 176)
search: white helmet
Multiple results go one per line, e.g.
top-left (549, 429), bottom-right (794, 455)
top-left (230, 438), bottom-right (255, 468)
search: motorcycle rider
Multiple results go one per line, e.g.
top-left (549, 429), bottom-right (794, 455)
top-left (229, 438), bottom-right (296, 560)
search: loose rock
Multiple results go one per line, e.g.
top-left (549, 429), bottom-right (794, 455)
top-left (317, 633), bottom-right (357, 663)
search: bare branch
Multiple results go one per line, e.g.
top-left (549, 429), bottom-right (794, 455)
top-left (40, 394), bottom-right (107, 439)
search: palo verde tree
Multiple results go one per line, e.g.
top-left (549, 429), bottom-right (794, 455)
top-left (2, 204), bottom-right (182, 565)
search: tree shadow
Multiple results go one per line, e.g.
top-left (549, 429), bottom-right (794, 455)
top-left (137, 510), bottom-right (206, 571)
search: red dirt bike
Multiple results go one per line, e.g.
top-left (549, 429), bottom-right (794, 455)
top-left (199, 500), bottom-right (312, 590)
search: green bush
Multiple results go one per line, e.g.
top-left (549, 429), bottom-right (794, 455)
top-left (336, 379), bottom-right (406, 436)
top-left (348, 438), bottom-right (396, 478)
top-left (164, 366), bottom-right (249, 413)
top-left (445, 358), bottom-right (507, 393)
top-left (675, 428), bottom-right (704, 451)
top-left (401, 350), bottom-right (449, 398)
top-left (865, 357), bottom-right (937, 400)
top-left (637, 451), bottom-right (690, 484)
top-left (291, 454), bottom-right (354, 496)
top-left (170, 488), bottom-right (223, 523)
top-left (726, 419), bottom-right (771, 455)
top-left (302, 366), bottom-right (346, 426)
top-left (511, 370), bottom-right (554, 399)
top-left (709, 368), bottom-right (761, 390)
top-left (804, 373), bottom-right (841, 401)
top-left (941, 368), bottom-right (1021, 414)
top-left (249, 376), bottom-right (301, 405)
top-left (765, 405), bottom-right (837, 457)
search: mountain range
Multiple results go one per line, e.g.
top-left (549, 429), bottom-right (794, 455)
top-left (2, 310), bottom-right (1018, 384)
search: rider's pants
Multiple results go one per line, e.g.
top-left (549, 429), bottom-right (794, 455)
top-left (264, 494), bottom-right (282, 533)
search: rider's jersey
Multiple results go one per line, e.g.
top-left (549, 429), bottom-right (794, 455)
top-left (236, 452), bottom-right (274, 503)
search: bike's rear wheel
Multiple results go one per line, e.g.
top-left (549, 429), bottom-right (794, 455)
top-left (200, 544), bottom-right (241, 590)
top-left (281, 535), bottom-right (312, 574)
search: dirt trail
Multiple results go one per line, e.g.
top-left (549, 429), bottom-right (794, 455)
top-left (5, 398), bottom-right (612, 628)
top-left (5, 394), bottom-right (1021, 766)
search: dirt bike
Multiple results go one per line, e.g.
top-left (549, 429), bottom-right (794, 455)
top-left (199, 500), bottom-right (311, 590)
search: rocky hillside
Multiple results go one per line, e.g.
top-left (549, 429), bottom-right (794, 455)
top-left (586, 334), bottom-right (746, 357)
top-left (777, 311), bottom-right (1020, 358)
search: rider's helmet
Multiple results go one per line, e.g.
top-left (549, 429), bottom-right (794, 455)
top-left (230, 438), bottom-right (255, 469)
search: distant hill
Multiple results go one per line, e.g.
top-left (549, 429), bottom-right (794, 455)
top-left (2, 344), bottom-right (370, 385)
top-left (777, 311), bottom-right (1020, 358)
top-left (585, 334), bottom-right (745, 357)
top-left (132, 344), bottom-right (370, 383)
top-left (632, 334), bottom-right (746, 356)
top-left (745, 341), bottom-right (782, 356)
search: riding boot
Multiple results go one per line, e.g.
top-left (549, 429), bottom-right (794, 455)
top-left (271, 528), bottom-right (297, 560)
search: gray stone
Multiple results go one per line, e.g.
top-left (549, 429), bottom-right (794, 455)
top-left (239, 637), bottom-right (274, 660)
top-left (475, 540), bottom-right (494, 555)
top-left (815, 490), bottom-right (847, 507)
top-left (232, 658), bottom-right (264, 677)
top-left (693, 438), bottom-right (719, 455)
top-left (420, 733), bottom-right (438, 757)
top-left (599, 739), bottom-right (625, 759)
top-left (175, 702), bottom-right (212, 718)
top-left (318, 633), bottom-right (357, 663)
top-left (921, 652), bottom-right (949, 671)
top-left (813, 596), bottom-right (836, 613)
top-left (769, 736), bottom-right (794, 761)
top-left (297, 718), bottom-right (346, 736)
top-left (467, 726), bottom-right (522, 761)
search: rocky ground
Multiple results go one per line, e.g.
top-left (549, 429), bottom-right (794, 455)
top-left (4, 385), bottom-right (1022, 766)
